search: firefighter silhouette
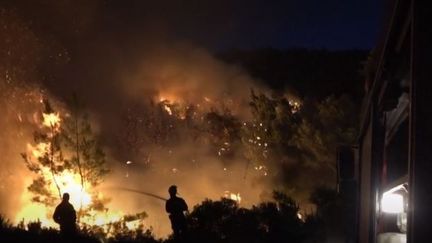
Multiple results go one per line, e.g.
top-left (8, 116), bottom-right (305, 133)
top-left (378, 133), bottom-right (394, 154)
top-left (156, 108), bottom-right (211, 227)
top-left (165, 185), bottom-right (188, 239)
top-left (53, 193), bottom-right (77, 237)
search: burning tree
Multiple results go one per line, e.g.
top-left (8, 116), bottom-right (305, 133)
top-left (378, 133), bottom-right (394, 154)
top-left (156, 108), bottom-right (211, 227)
top-left (242, 90), bottom-right (301, 179)
top-left (22, 99), bottom-right (109, 222)
top-left (22, 100), bottom-right (66, 207)
top-left (203, 110), bottom-right (241, 160)
top-left (62, 95), bottom-right (110, 217)
top-left (243, 90), bottom-right (358, 203)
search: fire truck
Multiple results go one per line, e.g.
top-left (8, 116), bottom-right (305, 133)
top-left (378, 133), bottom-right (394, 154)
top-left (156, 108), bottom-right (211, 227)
top-left (337, 1), bottom-right (432, 243)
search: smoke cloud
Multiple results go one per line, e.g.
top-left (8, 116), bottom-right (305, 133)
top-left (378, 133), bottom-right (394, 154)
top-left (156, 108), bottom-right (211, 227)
top-left (0, 20), bottom-right (270, 239)
top-left (0, 1), bottom-right (298, 238)
top-left (77, 42), bottom-right (270, 237)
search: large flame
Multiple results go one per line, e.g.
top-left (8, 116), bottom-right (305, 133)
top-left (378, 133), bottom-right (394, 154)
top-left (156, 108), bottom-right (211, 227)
top-left (27, 143), bottom-right (50, 159)
top-left (16, 110), bottom-right (142, 232)
top-left (54, 169), bottom-right (92, 208)
top-left (42, 112), bottom-right (61, 128)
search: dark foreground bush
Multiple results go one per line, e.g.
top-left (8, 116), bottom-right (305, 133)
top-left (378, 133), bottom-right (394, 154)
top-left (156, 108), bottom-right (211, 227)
top-left (183, 191), bottom-right (320, 243)
top-left (0, 216), bottom-right (160, 243)
top-left (1, 191), bottom-right (328, 243)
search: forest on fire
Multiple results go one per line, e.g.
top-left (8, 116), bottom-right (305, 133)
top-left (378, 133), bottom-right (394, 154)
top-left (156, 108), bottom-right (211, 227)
top-left (1, 1), bottom-right (368, 242)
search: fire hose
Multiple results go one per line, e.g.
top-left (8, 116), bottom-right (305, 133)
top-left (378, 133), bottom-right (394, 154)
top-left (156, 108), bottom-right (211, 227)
top-left (103, 186), bottom-right (168, 201)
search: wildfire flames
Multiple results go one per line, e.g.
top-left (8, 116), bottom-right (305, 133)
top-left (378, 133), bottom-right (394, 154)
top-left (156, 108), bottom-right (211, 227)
top-left (0, 11), bottom-right (313, 237)
top-left (16, 109), bottom-right (142, 233)
top-left (7, 89), bottom-right (302, 237)
top-left (223, 191), bottom-right (242, 203)
top-left (41, 112), bottom-right (61, 129)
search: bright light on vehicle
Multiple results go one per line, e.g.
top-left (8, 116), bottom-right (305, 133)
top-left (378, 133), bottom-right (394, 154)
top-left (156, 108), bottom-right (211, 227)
top-left (381, 193), bottom-right (404, 214)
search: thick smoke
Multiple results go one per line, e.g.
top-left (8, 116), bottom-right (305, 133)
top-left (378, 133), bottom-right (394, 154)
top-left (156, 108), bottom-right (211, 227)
top-left (0, 7), bottom-right (64, 221)
top-left (81, 43), bottom-right (270, 237)
top-left (0, 1), bottom-right (289, 238)
top-left (0, 83), bottom-right (55, 220)
top-left (1, 37), bottom-right (273, 238)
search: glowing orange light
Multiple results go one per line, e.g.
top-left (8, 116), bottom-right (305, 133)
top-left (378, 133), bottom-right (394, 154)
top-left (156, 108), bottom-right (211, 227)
top-left (18, 108), bottom-right (143, 233)
top-left (42, 112), bottom-right (61, 128)
top-left (163, 104), bottom-right (173, 115)
top-left (223, 191), bottom-right (242, 203)
top-left (27, 142), bottom-right (50, 159)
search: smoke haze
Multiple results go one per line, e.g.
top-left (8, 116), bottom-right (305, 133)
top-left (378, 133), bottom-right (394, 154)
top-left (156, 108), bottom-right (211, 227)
top-left (0, 1), bottom-right (309, 238)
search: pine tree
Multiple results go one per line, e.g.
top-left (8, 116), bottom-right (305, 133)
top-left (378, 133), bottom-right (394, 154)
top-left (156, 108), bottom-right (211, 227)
top-left (22, 97), bottom-right (110, 220)
top-left (21, 99), bottom-right (67, 206)
top-left (62, 94), bottom-right (110, 218)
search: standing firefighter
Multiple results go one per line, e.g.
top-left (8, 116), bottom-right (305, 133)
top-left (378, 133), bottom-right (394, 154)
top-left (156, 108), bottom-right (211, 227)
top-left (53, 193), bottom-right (77, 237)
top-left (166, 185), bottom-right (188, 239)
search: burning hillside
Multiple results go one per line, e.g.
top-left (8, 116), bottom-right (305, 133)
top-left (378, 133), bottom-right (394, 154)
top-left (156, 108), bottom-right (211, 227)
top-left (1, 6), bottom-right (350, 238)
top-left (0, 77), bottom-right (305, 238)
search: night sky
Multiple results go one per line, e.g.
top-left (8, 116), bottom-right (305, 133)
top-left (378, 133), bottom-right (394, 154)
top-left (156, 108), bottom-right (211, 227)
top-left (8, 0), bottom-right (382, 51)
top-left (104, 0), bottom-right (382, 50)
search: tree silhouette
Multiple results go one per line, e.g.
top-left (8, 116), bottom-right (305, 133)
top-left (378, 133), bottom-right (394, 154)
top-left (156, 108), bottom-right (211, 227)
top-left (62, 94), bottom-right (110, 218)
top-left (22, 100), bottom-right (66, 206)
top-left (22, 98), bottom-right (110, 222)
